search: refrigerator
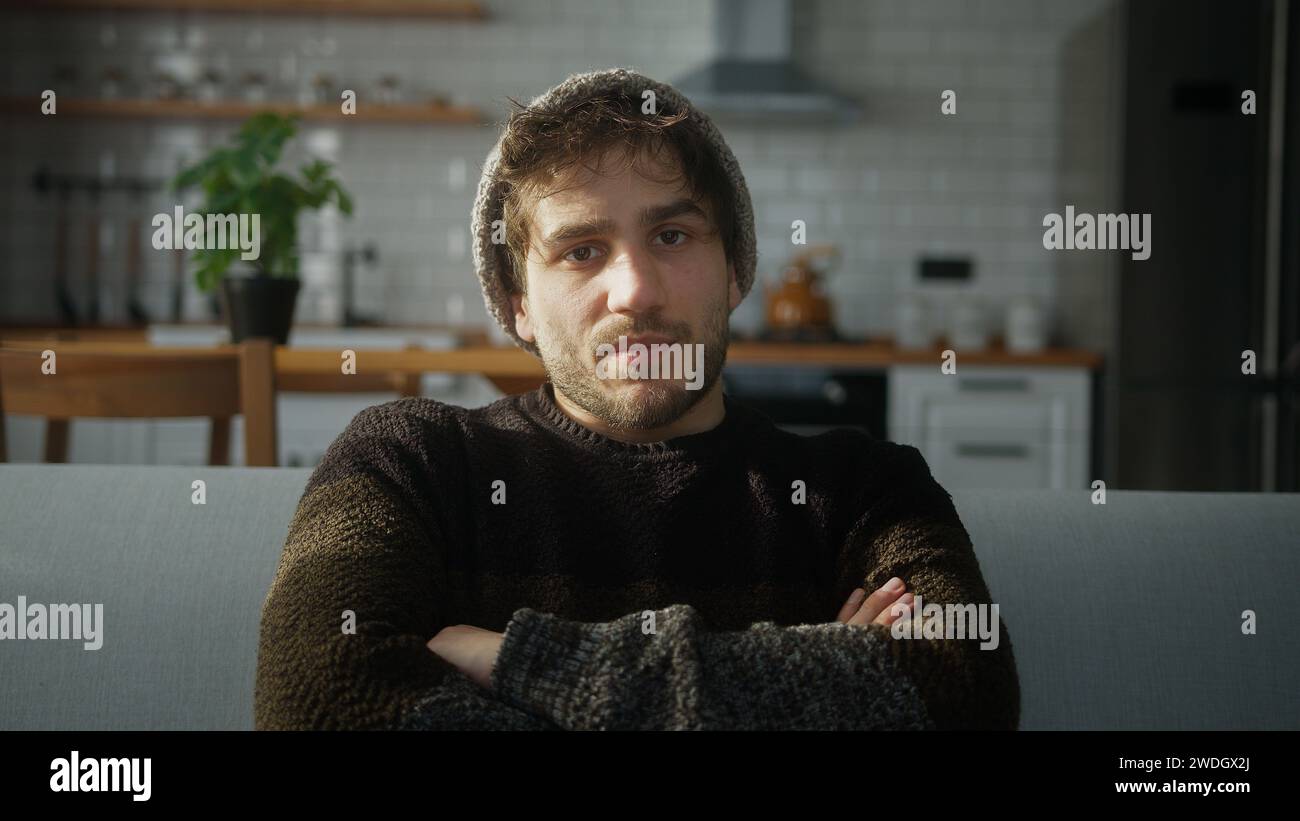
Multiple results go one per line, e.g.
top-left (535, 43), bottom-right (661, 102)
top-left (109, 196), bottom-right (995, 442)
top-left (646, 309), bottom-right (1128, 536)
top-left (1116, 0), bottom-right (1300, 491)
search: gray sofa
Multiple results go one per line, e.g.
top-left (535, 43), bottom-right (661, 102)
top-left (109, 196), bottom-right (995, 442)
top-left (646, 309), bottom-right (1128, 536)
top-left (2, 463), bottom-right (1297, 730)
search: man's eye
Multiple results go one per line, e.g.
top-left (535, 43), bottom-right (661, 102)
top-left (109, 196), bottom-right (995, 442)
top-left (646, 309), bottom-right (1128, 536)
top-left (564, 245), bottom-right (602, 263)
top-left (656, 229), bottom-right (686, 246)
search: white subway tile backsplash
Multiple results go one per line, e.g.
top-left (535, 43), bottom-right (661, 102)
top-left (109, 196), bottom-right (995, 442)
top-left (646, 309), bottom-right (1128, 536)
top-left (741, 165), bottom-right (788, 194)
top-left (1, 0), bottom-right (1120, 343)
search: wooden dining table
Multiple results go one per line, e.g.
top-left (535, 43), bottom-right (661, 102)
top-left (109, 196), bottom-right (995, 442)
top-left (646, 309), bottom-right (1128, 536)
top-left (0, 334), bottom-right (1103, 466)
top-left (0, 336), bottom-right (1103, 397)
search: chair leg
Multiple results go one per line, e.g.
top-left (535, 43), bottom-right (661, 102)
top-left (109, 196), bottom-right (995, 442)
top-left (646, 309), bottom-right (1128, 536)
top-left (239, 339), bottom-right (278, 467)
top-left (209, 417), bottom-right (231, 466)
top-left (44, 419), bottom-right (70, 463)
top-left (399, 372), bottom-right (421, 397)
top-left (398, 343), bottom-right (422, 397)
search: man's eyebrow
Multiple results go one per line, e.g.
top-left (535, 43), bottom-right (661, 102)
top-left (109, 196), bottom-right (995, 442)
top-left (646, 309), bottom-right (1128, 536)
top-left (640, 198), bottom-right (709, 227)
top-left (538, 199), bottom-right (709, 250)
top-left (539, 216), bottom-right (617, 250)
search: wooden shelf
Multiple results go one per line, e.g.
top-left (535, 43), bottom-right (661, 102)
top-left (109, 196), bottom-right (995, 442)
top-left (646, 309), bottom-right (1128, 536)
top-left (1, 96), bottom-right (485, 124)
top-left (0, 323), bottom-right (490, 343)
top-left (18, 0), bottom-right (488, 19)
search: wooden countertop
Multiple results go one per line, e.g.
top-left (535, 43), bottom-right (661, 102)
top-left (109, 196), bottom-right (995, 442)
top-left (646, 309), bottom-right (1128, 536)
top-left (725, 341), bottom-right (1101, 369)
top-left (0, 335), bottom-right (1103, 372)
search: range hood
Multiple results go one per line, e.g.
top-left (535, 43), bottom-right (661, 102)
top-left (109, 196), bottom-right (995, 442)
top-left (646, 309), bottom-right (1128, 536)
top-left (673, 0), bottom-right (861, 123)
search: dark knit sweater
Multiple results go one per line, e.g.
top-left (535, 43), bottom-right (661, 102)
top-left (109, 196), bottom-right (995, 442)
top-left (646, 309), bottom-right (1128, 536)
top-left (253, 382), bottom-right (1020, 731)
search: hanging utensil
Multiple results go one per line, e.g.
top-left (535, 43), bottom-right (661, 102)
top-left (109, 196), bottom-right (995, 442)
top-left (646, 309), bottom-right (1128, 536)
top-left (54, 182), bottom-right (78, 326)
top-left (33, 167), bottom-right (79, 326)
top-left (84, 182), bottom-right (102, 324)
top-left (125, 183), bottom-right (150, 325)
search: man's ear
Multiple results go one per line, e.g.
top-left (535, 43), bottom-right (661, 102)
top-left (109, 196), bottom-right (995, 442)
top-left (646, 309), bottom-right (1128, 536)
top-left (511, 291), bottom-right (535, 343)
top-left (726, 259), bottom-right (742, 311)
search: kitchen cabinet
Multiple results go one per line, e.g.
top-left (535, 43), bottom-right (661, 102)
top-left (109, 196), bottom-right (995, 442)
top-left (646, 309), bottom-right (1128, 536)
top-left (887, 365), bottom-right (1093, 490)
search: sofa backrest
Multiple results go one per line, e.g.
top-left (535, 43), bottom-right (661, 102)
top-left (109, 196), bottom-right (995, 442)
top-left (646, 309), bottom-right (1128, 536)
top-left (1, 464), bottom-right (1297, 729)
top-left (958, 488), bottom-right (1300, 729)
top-left (1, 464), bottom-right (307, 730)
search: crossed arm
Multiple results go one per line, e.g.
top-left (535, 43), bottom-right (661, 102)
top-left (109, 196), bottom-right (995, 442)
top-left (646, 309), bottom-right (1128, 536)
top-left (428, 577), bottom-right (919, 692)
top-left (419, 577), bottom-right (960, 731)
top-left (255, 408), bottom-right (1018, 731)
top-left (421, 451), bottom-right (1018, 731)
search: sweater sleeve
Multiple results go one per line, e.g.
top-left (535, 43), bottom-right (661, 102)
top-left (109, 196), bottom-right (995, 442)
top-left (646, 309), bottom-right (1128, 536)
top-left (253, 403), bottom-right (554, 731)
top-left (490, 605), bottom-right (933, 730)
top-left (488, 445), bottom-right (1019, 731)
top-left (843, 444), bottom-right (1020, 731)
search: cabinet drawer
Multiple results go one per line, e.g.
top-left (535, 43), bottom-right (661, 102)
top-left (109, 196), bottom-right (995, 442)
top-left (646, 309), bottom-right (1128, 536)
top-left (888, 365), bottom-right (1093, 489)
top-left (895, 425), bottom-right (1089, 490)
top-left (918, 393), bottom-right (1058, 434)
top-left (889, 365), bottom-right (1091, 435)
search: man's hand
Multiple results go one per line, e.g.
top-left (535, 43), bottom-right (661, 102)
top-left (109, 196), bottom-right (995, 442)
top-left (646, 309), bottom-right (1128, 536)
top-left (836, 577), bottom-right (915, 627)
top-left (430, 578), bottom-right (930, 690)
top-left (837, 577), bottom-right (942, 635)
top-left (426, 625), bottom-right (504, 689)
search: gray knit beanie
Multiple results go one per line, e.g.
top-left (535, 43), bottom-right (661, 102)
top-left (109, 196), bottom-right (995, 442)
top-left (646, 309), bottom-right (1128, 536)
top-left (471, 67), bottom-right (757, 356)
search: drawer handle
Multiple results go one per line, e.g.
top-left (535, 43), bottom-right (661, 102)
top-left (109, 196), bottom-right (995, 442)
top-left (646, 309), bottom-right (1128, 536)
top-left (957, 377), bottom-right (1030, 392)
top-left (955, 442), bottom-right (1031, 459)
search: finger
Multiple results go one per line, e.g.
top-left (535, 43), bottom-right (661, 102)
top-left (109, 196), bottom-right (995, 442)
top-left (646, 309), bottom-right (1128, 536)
top-left (835, 588), bottom-right (866, 623)
top-left (887, 600), bottom-right (945, 637)
top-left (876, 592), bottom-right (914, 628)
top-left (847, 577), bottom-right (906, 626)
top-left (851, 578), bottom-right (907, 626)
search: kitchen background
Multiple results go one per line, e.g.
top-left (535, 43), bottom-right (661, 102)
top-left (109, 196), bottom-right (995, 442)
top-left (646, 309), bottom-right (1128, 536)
top-left (1, 0), bottom-right (1295, 492)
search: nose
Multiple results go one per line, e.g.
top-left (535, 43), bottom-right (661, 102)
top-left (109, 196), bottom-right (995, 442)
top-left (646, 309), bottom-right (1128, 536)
top-left (604, 242), bottom-right (667, 317)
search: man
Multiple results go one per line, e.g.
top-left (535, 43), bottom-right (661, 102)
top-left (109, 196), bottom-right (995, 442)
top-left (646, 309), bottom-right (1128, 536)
top-left (254, 68), bottom-right (1019, 731)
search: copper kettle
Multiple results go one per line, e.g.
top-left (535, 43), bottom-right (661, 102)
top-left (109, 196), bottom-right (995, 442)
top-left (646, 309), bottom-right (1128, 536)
top-left (763, 244), bottom-right (838, 339)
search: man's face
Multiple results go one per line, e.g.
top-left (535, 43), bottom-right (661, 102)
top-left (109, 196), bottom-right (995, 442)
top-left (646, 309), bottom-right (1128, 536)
top-left (511, 148), bottom-right (741, 431)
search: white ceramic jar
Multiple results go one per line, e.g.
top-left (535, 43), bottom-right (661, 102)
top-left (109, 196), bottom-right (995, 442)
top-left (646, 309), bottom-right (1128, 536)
top-left (950, 298), bottom-right (989, 350)
top-left (1006, 296), bottom-right (1047, 352)
top-left (895, 294), bottom-right (934, 350)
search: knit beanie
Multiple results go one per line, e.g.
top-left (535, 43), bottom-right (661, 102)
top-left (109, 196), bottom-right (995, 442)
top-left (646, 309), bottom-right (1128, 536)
top-left (470, 67), bottom-right (757, 355)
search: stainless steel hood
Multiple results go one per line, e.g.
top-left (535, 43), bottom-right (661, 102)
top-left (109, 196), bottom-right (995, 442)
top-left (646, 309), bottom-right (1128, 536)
top-left (673, 0), bottom-right (861, 123)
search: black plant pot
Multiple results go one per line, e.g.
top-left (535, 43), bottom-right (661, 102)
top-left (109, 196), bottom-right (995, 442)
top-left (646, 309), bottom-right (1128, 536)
top-left (220, 274), bottom-right (300, 345)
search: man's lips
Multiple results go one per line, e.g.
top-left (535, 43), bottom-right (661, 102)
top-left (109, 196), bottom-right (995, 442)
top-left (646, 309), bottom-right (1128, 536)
top-left (623, 334), bottom-right (675, 347)
top-left (594, 335), bottom-right (682, 378)
top-left (594, 334), bottom-right (677, 357)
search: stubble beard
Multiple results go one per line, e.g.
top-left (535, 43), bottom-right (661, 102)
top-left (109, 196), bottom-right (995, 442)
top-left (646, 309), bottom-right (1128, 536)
top-left (535, 298), bottom-right (730, 431)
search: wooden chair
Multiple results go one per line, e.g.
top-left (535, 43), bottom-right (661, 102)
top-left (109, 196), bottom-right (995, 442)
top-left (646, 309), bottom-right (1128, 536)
top-left (0, 339), bottom-right (278, 466)
top-left (275, 341), bottom-right (424, 397)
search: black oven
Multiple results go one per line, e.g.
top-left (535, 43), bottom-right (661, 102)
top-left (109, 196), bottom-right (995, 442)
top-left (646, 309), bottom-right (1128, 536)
top-left (721, 365), bottom-right (888, 440)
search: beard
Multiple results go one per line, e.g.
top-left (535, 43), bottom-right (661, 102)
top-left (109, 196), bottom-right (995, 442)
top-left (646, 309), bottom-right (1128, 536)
top-left (533, 298), bottom-right (730, 431)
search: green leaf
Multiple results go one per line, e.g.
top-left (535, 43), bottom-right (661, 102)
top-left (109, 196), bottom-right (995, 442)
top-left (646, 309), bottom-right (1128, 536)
top-left (171, 110), bottom-right (353, 283)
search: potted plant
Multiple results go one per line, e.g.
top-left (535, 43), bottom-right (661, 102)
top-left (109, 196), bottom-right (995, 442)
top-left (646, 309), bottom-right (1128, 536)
top-left (171, 111), bottom-right (353, 344)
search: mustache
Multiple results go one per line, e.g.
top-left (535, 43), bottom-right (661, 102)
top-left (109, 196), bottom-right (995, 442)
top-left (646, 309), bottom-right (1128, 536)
top-left (591, 319), bottom-right (693, 349)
